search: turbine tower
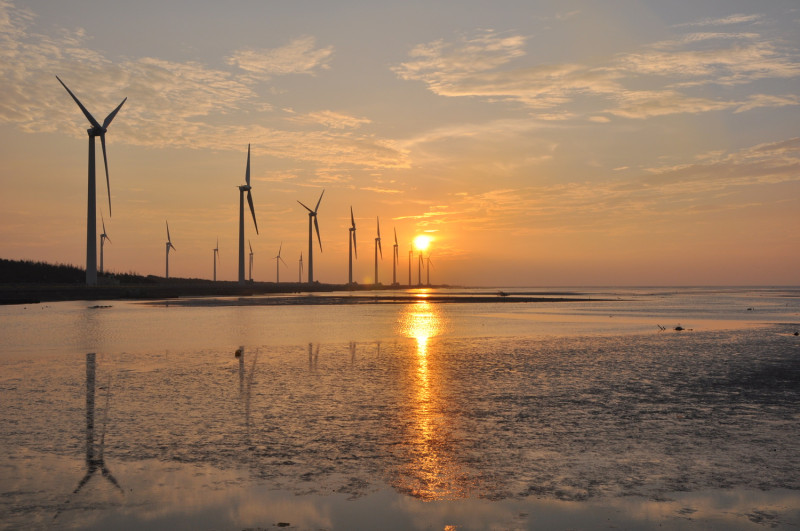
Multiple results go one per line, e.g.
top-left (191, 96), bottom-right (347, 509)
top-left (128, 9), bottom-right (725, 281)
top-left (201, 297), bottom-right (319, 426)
top-left (299, 252), bottom-right (304, 283)
top-left (408, 248), bottom-right (412, 286)
top-left (392, 228), bottom-right (399, 286)
top-left (297, 190), bottom-right (324, 284)
top-left (99, 213), bottom-right (110, 275)
top-left (165, 221), bottom-right (176, 279)
top-left (374, 217), bottom-right (382, 285)
top-left (248, 240), bottom-right (254, 282)
top-left (56, 76), bottom-right (126, 286)
top-left (274, 242), bottom-right (287, 283)
top-left (213, 238), bottom-right (220, 281)
top-left (348, 207), bottom-right (358, 285)
top-left (237, 145), bottom-right (259, 284)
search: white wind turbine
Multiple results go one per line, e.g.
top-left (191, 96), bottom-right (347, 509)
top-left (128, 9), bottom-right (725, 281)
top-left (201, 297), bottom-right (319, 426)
top-left (248, 240), bottom-right (254, 282)
top-left (298, 252), bottom-right (304, 283)
top-left (99, 213), bottom-right (111, 275)
top-left (374, 217), bottom-right (383, 285)
top-left (213, 238), bottom-right (220, 281)
top-left (237, 145), bottom-right (259, 284)
top-left (274, 242), bottom-right (287, 283)
top-left (348, 207), bottom-right (358, 285)
top-left (297, 190), bottom-right (324, 283)
top-left (56, 76), bottom-right (126, 286)
top-left (392, 227), bottom-right (399, 286)
top-left (165, 221), bottom-right (176, 279)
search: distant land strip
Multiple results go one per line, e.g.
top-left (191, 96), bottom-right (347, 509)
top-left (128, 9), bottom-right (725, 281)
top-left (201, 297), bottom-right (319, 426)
top-left (0, 258), bottom-right (599, 305)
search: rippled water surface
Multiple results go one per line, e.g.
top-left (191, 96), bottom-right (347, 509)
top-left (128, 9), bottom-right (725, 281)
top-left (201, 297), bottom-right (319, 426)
top-left (1, 287), bottom-right (799, 529)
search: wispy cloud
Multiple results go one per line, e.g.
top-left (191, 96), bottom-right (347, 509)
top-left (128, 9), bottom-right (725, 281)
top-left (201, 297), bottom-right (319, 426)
top-left (0, 1), bottom-right (403, 170)
top-left (226, 36), bottom-right (333, 78)
top-left (395, 17), bottom-right (799, 119)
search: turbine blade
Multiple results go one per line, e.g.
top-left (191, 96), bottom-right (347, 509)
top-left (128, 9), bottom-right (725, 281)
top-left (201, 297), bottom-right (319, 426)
top-left (378, 238), bottom-right (383, 259)
top-left (297, 200), bottom-right (313, 213)
top-left (166, 221), bottom-right (171, 242)
top-left (100, 133), bottom-right (112, 217)
top-left (394, 227), bottom-right (398, 246)
top-left (102, 97), bottom-right (127, 129)
top-left (170, 243), bottom-right (176, 251)
top-left (247, 190), bottom-right (258, 234)
top-left (56, 76), bottom-right (101, 129)
top-left (314, 189), bottom-right (325, 212)
top-left (377, 217), bottom-right (380, 239)
top-left (350, 206), bottom-right (355, 228)
top-left (245, 144), bottom-right (251, 186)
top-left (280, 256), bottom-right (287, 266)
top-left (353, 229), bottom-right (358, 259)
top-left (314, 215), bottom-right (322, 251)
top-left (249, 240), bottom-right (253, 253)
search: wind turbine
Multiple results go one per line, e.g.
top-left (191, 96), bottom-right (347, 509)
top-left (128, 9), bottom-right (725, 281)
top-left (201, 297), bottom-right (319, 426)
top-left (237, 144), bottom-right (259, 284)
top-left (392, 228), bottom-right (399, 286)
top-left (274, 242), bottom-right (287, 283)
top-left (248, 240), bottom-right (254, 282)
top-left (299, 252), bottom-right (304, 283)
top-left (374, 217), bottom-right (383, 285)
top-left (56, 76), bottom-right (126, 286)
top-left (165, 221), bottom-right (176, 279)
top-left (213, 238), bottom-right (220, 282)
top-left (348, 207), bottom-right (358, 285)
top-left (408, 247), bottom-right (412, 286)
top-left (99, 213), bottom-right (110, 275)
top-left (297, 190), bottom-right (324, 283)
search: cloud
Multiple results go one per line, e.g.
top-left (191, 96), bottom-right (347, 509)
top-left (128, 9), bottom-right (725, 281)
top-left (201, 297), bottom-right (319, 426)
top-left (395, 20), bottom-right (800, 119)
top-left (226, 36), bottom-right (333, 78)
top-left (286, 110), bottom-right (371, 129)
top-left (0, 1), bottom-right (405, 169)
top-left (675, 13), bottom-right (763, 28)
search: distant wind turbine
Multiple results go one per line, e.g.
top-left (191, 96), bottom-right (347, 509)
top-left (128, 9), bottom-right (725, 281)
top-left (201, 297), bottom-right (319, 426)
top-left (408, 247), bottom-right (412, 286)
top-left (299, 252), bottom-right (304, 283)
top-left (426, 255), bottom-right (434, 286)
top-left (237, 145), bottom-right (259, 284)
top-left (392, 228), bottom-right (399, 286)
top-left (248, 240), bottom-right (254, 282)
top-left (165, 221), bottom-right (176, 279)
top-left (213, 238), bottom-right (220, 282)
top-left (297, 190), bottom-right (324, 283)
top-left (418, 251), bottom-right (423, 287)
top-left (99, 213), bottom-right (110, 275)
top-left (56, 76), bottom-right (126, 286)
top-left (274, 242), bottom-right (287, 283)
top-left (374, 217), bottom-right (383, 285)
top-left (348, 206), bottom-right (358, 285)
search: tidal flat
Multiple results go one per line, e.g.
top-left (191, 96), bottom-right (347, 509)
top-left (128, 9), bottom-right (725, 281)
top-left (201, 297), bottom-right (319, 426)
top-left (1, 287), bottom-right (798, 529)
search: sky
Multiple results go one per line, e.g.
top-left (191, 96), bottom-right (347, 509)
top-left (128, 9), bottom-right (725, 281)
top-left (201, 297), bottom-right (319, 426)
top-left (1, 0), bottom-right (798, 286)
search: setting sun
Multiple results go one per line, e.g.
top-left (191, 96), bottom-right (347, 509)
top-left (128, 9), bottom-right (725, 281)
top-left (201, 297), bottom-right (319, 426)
top-left (414, 235), bottom-right (432, 251)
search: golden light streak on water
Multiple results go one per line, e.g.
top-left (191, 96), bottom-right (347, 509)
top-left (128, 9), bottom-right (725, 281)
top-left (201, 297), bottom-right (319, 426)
top-left (396, 301), bottom-right (470, 501)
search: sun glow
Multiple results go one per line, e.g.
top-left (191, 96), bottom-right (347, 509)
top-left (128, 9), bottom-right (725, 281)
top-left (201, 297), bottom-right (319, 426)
top-left (413, 235), bottom-right (432, 251)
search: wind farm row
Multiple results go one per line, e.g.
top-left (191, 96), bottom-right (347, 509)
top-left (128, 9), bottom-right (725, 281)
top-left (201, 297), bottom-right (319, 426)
top-left (56, 76), bottom-right (436, 288)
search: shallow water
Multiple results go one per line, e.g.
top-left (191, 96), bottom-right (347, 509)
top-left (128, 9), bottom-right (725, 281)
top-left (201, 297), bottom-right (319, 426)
top-left (1, 287), bottom-right (799, 529)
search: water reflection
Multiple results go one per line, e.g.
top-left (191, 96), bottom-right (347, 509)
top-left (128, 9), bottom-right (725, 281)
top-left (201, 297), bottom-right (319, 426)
top-left (55, 353), bottom-right (123, 519)
top-left (396, 302), bottom-right (469, 500)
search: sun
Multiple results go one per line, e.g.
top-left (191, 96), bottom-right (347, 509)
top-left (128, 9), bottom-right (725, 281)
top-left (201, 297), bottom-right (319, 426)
top-left (413, 235), bottom-right (432, 251)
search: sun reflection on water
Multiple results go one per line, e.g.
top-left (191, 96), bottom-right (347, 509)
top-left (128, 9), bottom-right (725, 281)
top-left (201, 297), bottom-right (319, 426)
top-left (396, 302), bottom-right (470, 501)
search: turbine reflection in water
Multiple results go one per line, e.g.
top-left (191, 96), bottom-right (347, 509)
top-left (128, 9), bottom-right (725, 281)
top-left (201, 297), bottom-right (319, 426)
top-left (396, 301), bottom-right (469, 501)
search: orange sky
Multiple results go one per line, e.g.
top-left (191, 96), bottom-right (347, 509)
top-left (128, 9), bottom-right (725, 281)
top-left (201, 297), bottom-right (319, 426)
top-left (1, 1), bottom-right (798, 286)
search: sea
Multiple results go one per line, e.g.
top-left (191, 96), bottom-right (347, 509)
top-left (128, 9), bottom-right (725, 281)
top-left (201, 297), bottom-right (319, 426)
top-left (1, 287), bottom-right (798, 530)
